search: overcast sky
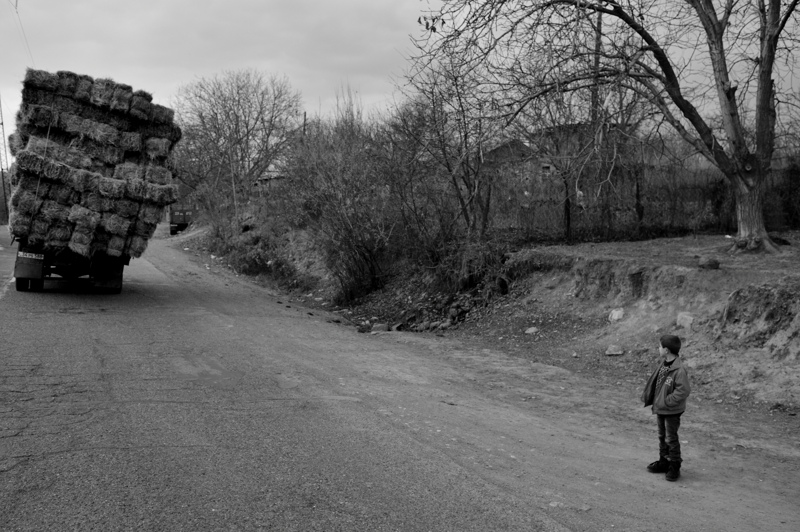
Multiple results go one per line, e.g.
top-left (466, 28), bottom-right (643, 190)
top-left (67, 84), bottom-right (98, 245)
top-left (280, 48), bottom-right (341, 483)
top-left (1, 0), bottom-right (431, 160)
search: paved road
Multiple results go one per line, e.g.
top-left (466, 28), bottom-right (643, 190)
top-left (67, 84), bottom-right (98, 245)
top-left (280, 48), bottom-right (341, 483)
top-left (1, 227), bottom-right (799, 532)
top-left (0, 230), bottom-right (566, 531)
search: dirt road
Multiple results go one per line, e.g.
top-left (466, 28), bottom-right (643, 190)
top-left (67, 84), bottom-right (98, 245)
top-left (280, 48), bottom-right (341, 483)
top-left (1, 227), bottom-right (798, 531)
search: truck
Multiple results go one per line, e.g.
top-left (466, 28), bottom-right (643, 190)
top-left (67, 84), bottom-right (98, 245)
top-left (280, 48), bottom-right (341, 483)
top-left (169, 199), bottom-right (195, 235)
top-left (7, 68), bottom-right (181, 293)
top-left (14, 242), bottom-right (128, 293)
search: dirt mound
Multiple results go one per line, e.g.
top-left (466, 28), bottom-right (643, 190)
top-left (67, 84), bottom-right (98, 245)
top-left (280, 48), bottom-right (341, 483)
top-left (501, 232), bottom-right (800, 407)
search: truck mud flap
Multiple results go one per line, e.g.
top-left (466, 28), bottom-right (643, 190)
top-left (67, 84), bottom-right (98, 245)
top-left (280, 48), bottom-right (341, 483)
top-left (14, 251), bottom-right (46, 292)
top-left (14, 251), bottom-right (45, 280)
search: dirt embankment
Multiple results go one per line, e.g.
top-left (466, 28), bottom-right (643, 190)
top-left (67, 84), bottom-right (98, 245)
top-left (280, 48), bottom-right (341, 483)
top-left (498, 232), bottom-right (800, 408)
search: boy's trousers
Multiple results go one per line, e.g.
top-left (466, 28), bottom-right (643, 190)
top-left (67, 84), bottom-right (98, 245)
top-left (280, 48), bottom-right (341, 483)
top-left (657, 413), bottom-right (682, 463)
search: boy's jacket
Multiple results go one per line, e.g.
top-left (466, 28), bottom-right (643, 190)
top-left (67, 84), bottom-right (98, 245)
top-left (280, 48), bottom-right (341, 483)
top-left (642, 356), bottom-right (691, 415)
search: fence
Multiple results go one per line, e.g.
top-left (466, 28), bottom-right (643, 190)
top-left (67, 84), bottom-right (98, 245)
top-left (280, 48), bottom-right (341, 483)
top-left (488, 159), bottom-right (798, 240)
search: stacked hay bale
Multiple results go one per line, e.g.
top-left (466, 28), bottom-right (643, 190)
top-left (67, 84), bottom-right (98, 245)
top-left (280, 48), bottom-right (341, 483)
top-left (6, 68), bottom-right (181, 259)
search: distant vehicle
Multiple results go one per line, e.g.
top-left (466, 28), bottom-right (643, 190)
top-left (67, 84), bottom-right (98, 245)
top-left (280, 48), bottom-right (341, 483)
top-left (170, 200), bottom-right (195, 235)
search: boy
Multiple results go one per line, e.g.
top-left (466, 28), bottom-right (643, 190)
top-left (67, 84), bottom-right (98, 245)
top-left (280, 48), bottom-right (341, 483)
top-left (641, 334), bottom-right (691, 481)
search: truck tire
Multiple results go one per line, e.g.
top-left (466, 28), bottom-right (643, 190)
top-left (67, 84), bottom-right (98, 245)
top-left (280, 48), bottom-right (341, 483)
top-left (108, 278), bottom-right (123, 294)
top-left (30, 279), bottom-right (44, 292)
top-left (15, 278), bottom-right (30, 292)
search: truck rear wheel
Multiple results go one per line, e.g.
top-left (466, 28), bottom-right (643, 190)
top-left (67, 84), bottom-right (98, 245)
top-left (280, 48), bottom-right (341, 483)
top-left (14, 278), bottom-right (44, 292)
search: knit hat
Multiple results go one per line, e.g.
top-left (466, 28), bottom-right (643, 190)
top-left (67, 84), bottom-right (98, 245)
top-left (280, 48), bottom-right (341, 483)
top-left (660, 334), bottom-right (681, 355)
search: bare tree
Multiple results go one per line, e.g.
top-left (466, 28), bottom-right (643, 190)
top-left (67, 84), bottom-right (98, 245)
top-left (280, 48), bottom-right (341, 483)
top-left (416, 0), bottom-right (800, 252)
top-left (285, 90), bottom-right (395, 301)
top-left (171, 69), bottom-right (302, 240)
top-left (403, 55), bottom-right (505, 240)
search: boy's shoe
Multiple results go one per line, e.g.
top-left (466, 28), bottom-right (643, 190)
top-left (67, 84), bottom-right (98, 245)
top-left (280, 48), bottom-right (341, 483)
top-left (647, 458), bottom-right (669, 473)
top-left (665, 461), bottom-right (681, 481)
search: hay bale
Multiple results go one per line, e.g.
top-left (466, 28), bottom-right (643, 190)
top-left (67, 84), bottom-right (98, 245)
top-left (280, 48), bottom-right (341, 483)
top-left (71, 168), bottom-right (101, 193)
top-left (27, 136), bottom-right (92, 168)
top-left (8, 132), bottom-right (24, 155)
top-left (98, 177), bottom-right (126, 199)
top-left (97, 144), bottom-right (124, 165)
top-left (106, 236), bottom-right (126, 257)
top-left (102, 214), bottom-right (132, 236)
top-left (124, 178), bottom-right (147, 201)
top-left (13, 189), bottom-right (44, 215)
top-left (81, 192), bottom-right (114, 212)
top-left (43, 160), bottom-right (72, 184)
top-left (21, 86), bottom-right (55, 108)
top-left (48, 184), bottom-right (77, 205)
top-left (151, 104), bottom-right (175, 125)
top-left (130, 90), bottom-right (153, 121)
top-left (8, 164), bottom-right (21, 187)
top-left (126, 236), bottom-right (149, 258)
top-left (68, 205), bottom-right (102, 229)
top-left (21, 104), bottom-right (58, 129)
top-left (144, 165), bottom-right (172, 185)
top-left (110, 83), bottom-right (133, 112)
top-left (56, 71), bottom-right (80, 97)
top-left (68, 230), bottom-right (93, 257)
top-left (39, 200), bottom-right (71, 223)
top-left (32, 218), bottom-right (51, 236)
top-left (133, 219), bottom-right (158, 238)
top-left (14, 150), bottom-right (45, 174)
top-left (17, 170), bottom-right (45, 192)
top-left (8, 213), bottom-right (32, 237)
top-left (119, 131), bottom-right (142, 152)
top-left (84, 120), bottom-right (119, 145)
top-left (59, 113), bottom-right (85, 135)
top-left (9, 183), bottom-right (24, 207)
top-left (90, 78), bottom-right (116, 108)
top-left (138, 203), bottom-right (164, 225)
top-left (72, 138), bottom-right (123, 165)
top-left (46, 223), bottom-right (73, 244)
top-left (144, 183), bottom-right (178, 205)
top-left (24, 68), bottom-right (59, 91)
top-left (144, 137), bottom-right (171, 159)
top-left (113, 162), bottom-right (143, 181)
top-left (74, 75), bottom-right (94, 102)
top-left (116, 199), bottom-right (141, 218)
top-left (140, 122), bottom-right (182, 143)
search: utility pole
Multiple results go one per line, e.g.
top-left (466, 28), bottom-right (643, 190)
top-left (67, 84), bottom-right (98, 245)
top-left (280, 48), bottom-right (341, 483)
top-left (0, 91), bottom-right (10, 224)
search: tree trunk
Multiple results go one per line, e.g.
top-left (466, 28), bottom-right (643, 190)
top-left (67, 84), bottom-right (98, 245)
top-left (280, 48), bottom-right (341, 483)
top-left (729, 174), bottom-right (779, 253)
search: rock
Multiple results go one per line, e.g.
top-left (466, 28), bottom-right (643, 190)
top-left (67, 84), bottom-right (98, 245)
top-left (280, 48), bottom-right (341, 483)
top-left (608, 308), bottom-right (625, 322)
top-left (698, 256), bottom-right (720, 269)
top-left (605, 345), bottom-right (624, 356)
top-left (676, 312), bottom-right (695, 330)
top-left (572, 352), bottom-right (579, 358)
top-left (525, 326), bottom-right (539, 335)
top-left (371, 323), bottom-right (390, 332)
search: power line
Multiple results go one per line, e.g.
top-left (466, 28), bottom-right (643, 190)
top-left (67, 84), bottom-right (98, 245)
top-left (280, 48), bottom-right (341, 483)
top-left (6, 0), bottom-right (35, 66)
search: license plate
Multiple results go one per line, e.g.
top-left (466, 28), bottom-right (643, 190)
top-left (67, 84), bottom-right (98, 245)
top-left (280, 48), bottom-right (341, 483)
top-left (18, 252), bottom-right (45, 260)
